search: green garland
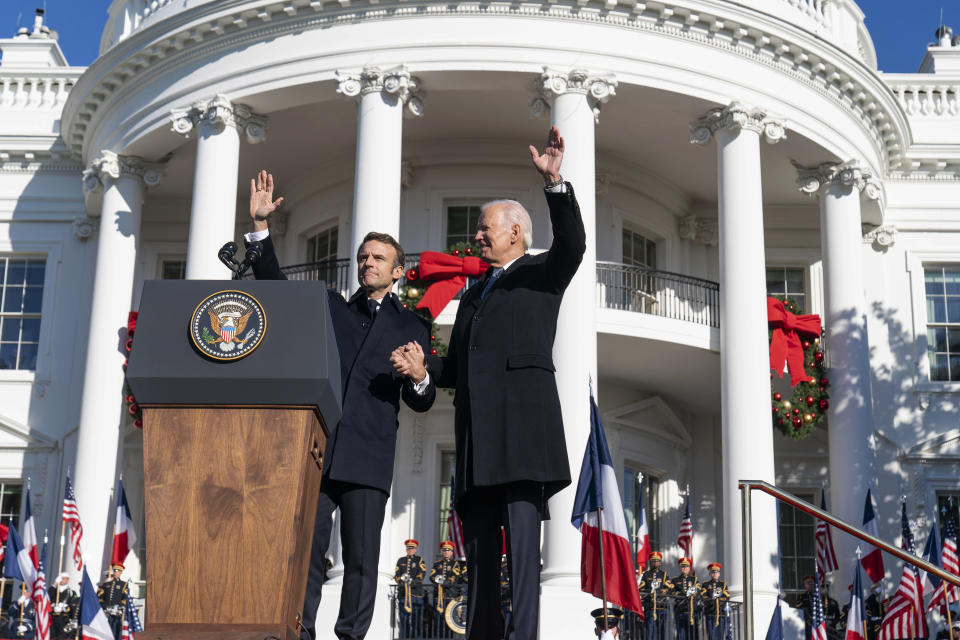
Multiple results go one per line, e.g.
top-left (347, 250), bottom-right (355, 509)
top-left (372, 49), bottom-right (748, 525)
top-left (770, 296), bottom-right (830, 440)
top-left (397, 241), bottom-right (483, 357)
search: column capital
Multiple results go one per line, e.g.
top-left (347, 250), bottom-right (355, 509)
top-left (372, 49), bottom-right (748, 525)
top-left (863, 224), bottom-right (897, 248)
top-left (794, 160), bottom-right (883, 200)
top-left (72, 216), bottom-right (98, 240)
top-left (690, 102), bottom-right (787, 145)
top-left (535, 67), bottom-right (617, 123)
top-left (678, 215), bottom-right (718, 247)
top-left (82, 150), bottom-right (165, 197)
top-left (170, 94), bottom-right (268, 143)
top-left (335, 66), bottom-right (425, 118)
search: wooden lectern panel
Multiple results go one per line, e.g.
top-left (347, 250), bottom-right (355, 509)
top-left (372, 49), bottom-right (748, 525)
top-left (142, 406), bottom-right (325, 640)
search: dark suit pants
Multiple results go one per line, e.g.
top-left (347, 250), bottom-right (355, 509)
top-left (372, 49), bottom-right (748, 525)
top-left (459, 483), bottom-right (541, 640)
top-left (706, 616), bottom-right (726, 640)
top-left (645, 609), bottom-right (666, 640)
top-left (676, 613), bottom-right (697, 640)
top-left (301, 479), bottom-right (388, 640)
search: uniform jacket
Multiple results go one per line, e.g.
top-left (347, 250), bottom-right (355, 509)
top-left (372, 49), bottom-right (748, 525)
top-left (639, 568), bottom-right (673, 609)
top-left (671, 574), bottom-right (701, 615)
top-left (250, 235), bottom-right (436, 493)
top-left (426, 185), bottom-right (586, 502)
top-left (394, 554), bottom-right (427, 599)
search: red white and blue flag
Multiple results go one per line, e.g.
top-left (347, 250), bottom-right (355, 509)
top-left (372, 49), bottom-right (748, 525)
top-left (121, 594), bottom-right (143, 640)
top-left (635, 475), bottom-right (651, 570)
top-left (927, 508), bottom-right (958, 613)
top-left (3, 522), bottom-right (37, 588)
top-left (878, 503), bottom-right (928, 640)
top-left (861, 490), bottom-right (885, 583)
top-left (79, 568), bottom-right (114, 640)
top-left (33, 538), bottom-right (52, 640)
top-left (677, 496), bottom-right (693, 562)
top-left (22, 490), bottom-right (40, 571)
top-left (815, 491), bottom-right (839, 576)
top-left (921, 522), bottom-right (942, 601)
top-left (111, 480), bottom-right (137, 567)
top-left (446, 473), bottom-right (466, 559)
top-left (811, 568), bottom-right (828, 640)
top-left (572, 392), bottom-right (644, 616)
top-left (62, 476), bottom-right (84, 571)
top-left (845, 559), bottom-right (867, 640)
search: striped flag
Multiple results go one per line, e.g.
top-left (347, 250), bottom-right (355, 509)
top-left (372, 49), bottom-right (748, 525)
top-left (927, 508), bottom-right (958, 613)
top-left (677, 496), bottom-right (693, 561)
top-left (845, 559), bottom-right (867, 640)
top-left (79, 568), bottom-right (113, 640)
top-left (764, 595), bottom-right (783, 640)
top-left (121, 594), bottom-right (142, 640)
top-left (878, 504), bottom-right (928, 640)
top-left (636, 475), bottom-right (651, 569)
top-left (111, 480), bottom-right (137, 567)
top-left (62, 477), bottom-right (84, 571)
top-left (445, 473), bottom-right (465, 559)
top-left (571, 392), bottom-right (644, 616)
top-left (815, 491), bottom-right (839, 575)
top-left (22, 490), bottom-right (39, 571)
top-left (812, 568), bottom-right (828, 640)
top-left (0, 522), bottom-right (8, 565)
top-left (921, 522), bottom-right (941, 599)
top-left (4, 522), bottom-right (37, 588)
top-left (32, 538), bottom-right (52, 640)
top-left (861, 490), bottom-right (885, 583)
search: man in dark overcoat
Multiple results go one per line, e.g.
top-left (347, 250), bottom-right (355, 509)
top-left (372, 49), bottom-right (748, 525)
top-left (246, 171), bottom-right (436, 640)
top-left (392, 126), bottom-right (585, 640)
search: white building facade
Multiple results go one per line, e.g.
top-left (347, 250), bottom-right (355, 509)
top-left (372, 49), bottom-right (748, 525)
top-left (1, 0), bottom-right (959, 637)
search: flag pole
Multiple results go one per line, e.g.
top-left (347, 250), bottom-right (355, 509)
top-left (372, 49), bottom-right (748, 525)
top-left (597, 506), bottom-right (609, 631)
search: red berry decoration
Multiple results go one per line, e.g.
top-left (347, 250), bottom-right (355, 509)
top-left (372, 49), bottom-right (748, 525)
top-left (819, 377), bottom-right (829, 387)
top-left (792, 417), bottom-right (802, 427)
top-left (134, 418), bottom-right (143, 429)
top-left (128, 404), bottom-right (139, 415)
top-left (819, 399), bottom-right (829, 410)
top-left (452, 249), bottom-right (460, 256)
top-left (430, 348), bottom-right (438, 355)
top-left (805, 395), bottom-right (815, 406)
top-left (431, 335), bottom-right (436, 341)
top-left (814, 352), bottom-right (824, 363)
top-left (772, 405), bottom-right (778, 413)
top-left (793, 408), bottom-right (800, 415)
top-left (802, 340), bottom-right (810, 349)
top-left (777, 418), bottom-right (785, 427)
top-left (465, 247), bottom-right (472, 255)
top-left (126, 394), bottom-right (135, 404)
top-left (405, 268), bottom-right (419, 281)
top-left (773, 392), bottom-right (782, 401)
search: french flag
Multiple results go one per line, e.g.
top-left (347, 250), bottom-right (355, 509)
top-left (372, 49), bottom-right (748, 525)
top-left (3, 522), bottom-right (37, 589)
top-left (111, 480), bottom-right (137, 566)
top-left (79, 568), bottom-right (114, 640)
top-left (861, 490), bottom-right (885, 583)
top-left (921, 522), bottom-right (941, 597)
top-left (845, 559), bottom-right (867, 640)
top-left (22, 489), bottom-right (39, 570)
top-left (636, 473), bottom-right (651, 570)
top-left (571, 392), bottom-right (644, 616)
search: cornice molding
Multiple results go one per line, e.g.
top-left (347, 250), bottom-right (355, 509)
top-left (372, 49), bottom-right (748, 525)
top-left (62, 0), bottom-right (911, 174)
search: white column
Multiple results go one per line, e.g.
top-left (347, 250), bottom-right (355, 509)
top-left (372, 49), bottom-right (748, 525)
top-left (797, 161), bottom-right (879, 592)
top-left (171, 95), bottom-right (268, 279)
top-left (73, 151), bottom-right (163, 576)
top-left (691, 103), bottom-right (786, 633)
top-left (337, 66), bottom-right (423, 288)
top-left (536, 67), bottom-right (616, 638)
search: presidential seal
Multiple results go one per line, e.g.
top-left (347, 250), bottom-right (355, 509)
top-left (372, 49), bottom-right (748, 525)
top-left (190, 290), bottom-right (266, 361)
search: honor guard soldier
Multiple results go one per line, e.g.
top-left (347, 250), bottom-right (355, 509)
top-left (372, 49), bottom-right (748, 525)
top-left (639, 551), bottom-right (673, 640)
top-left (47, 573), bottom-right (77, 640)
top-left (394, 539), bottom-right (427, 639)
top-left (865, 584), bottom-right (884, 640)
top-left (591, 607), bottom-right (623, 639)
top-left (671, 557), bottom-right (700, 640)
top-left (98, 563), bottom-right (129, 640)
top-left (430, 541), bottom-right (461, 638)
top-left (700, 563), bottom-right (730, 640)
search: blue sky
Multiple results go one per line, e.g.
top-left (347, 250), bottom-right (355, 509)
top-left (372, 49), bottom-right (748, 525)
top-left (0, 0), bottom-right (951, 73)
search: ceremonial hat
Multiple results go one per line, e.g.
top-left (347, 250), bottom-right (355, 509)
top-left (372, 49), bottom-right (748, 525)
top-left (707, 563), bottom-right (722, 572)
top-left (649, 551), bottom-right (663, 560)
top-left (591, 607), bottom-right (623, 630)
top-left (404, 539), bottom-right (419, 549)
top-left (679, 557), bottom-right (692, 567)
top-left (110, 562), bottom-right (124, 570)
top-left (440, 541), bottom-right (454, 551)
top-left (802, 575), bottom-right (814, 583)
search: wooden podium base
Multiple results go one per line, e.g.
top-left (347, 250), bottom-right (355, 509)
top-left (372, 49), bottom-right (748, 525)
top-left (141, 406), bottom-right (326, 640)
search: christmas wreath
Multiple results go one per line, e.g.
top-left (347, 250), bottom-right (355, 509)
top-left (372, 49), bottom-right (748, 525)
top-left (768, 296), bottom-right (830, 440)
top-left (122, 311), bottom-right (143, 429)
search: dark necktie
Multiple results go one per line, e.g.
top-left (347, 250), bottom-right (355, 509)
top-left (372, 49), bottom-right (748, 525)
top-left (481, 268), bottom-right (503, 300)
top-left (367, 298), bottom-right (379, 320)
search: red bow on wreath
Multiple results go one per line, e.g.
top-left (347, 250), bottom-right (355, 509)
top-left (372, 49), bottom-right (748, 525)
top-left (767, 297), bottom-right (821, 387)
top-left (415, 251), bottom-right (490, 317)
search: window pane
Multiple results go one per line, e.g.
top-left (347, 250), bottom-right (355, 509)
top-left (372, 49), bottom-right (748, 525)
top-left (930, 298), bottom-right (947, 323)
top-left (23, 287), bottom-right (42, 314)
top-left (3, 288), bottom-right (22, 313)
top-left (622, 234), bottom-right (631, 262)
top-left (6, 261), bottom-right (25, 285)
top-left (330, 228), bottom-right (339, 254)
top-left (766, 272), bottom-right (786, 294)
top-left (647, 241), bottom-right (656, 269)
top-left (950, 328), bottom-right (960, 352)
top-left (779, 526), bottom-right (795, 555)
top-left (930, 327), bottom-right (948, 352)
top-left (932, 353), bottom-right (950, 381)
top-left (20, 319), bottom-right (39, 343)
top-left (926, 268), bottom-right (945, 295)
top-left (948, 298), bottom-right (960, 323)
top-left (951, 355), bottom-right (960, 382)
top-left (786, 270), bottom-right (804, 293)
top-left (17, 344), bottom-right (36, 370)
top-left (306, 237), bottom-right (316, 262)
top-left (0, 260), bottom-right (4, 285)
top-left (0, 344), bottom-right (17, 369)
top-left (25, 261), bottom-right (44, 285)
top-left (0, 319), bottom-right (18, 342)
top-left (945, 269), bottom-right (960, 295)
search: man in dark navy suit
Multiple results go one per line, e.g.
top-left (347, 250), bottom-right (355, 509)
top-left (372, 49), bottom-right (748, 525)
top-left (245, 171), bottom-right (436, 640)
top-left (392, 126), bottom-right (585, 640)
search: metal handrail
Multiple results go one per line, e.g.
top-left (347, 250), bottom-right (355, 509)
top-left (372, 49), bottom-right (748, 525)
top-left (739, 480), bottom-right (960, 640)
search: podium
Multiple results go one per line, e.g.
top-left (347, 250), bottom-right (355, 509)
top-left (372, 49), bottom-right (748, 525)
top-left (126, 280), bottom-right (341, 640)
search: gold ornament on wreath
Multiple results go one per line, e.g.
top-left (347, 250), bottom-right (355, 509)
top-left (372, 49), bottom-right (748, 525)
top-left (767, 296), bottom-right (830, 440)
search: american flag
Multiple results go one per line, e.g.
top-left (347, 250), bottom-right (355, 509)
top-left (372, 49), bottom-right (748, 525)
top-left (31, 538), bottom-right (52, 640)
top-left (927, 506), bottom-right (958, 613)
top-left (677, 496), bottom-right (692, 560)
top-left (61, 477), bottom-right (83, 571)
top-left (878, 503), bottom-right (928, 640)
top-left (811, 568), bottom-right (828, 640)
top-left (120, 594), bottom-right (143, 640)
top-left (815, 491), bottom-right (839, 576)
top-left (445, 473), bottom-right (465, 559)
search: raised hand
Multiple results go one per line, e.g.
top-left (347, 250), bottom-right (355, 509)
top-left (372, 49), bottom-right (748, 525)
top-left (390, 341), bottom-right (427, 382)
top-left (249, 169), bottom-right (284, 232)
top-left (528, 126), bottom-right (564, 184)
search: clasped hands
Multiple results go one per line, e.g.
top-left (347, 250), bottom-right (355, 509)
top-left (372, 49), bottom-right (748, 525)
top-left (391, 341), bottom-right (427, 384)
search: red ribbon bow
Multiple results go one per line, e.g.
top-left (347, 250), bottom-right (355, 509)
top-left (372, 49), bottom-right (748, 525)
top-left (767, 297), bottom-right (822, 387)
top-left (415, 251), bottom-right (490, 317)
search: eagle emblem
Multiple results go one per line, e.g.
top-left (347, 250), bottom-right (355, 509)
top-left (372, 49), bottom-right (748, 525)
top-left (190, 290), bottom-right (266, 361)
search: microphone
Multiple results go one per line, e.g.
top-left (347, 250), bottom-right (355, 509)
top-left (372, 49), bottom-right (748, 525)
top-left (218, 242), bottom-right (240, 274)
top-left (235, 241), bottom-right (263, 280)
